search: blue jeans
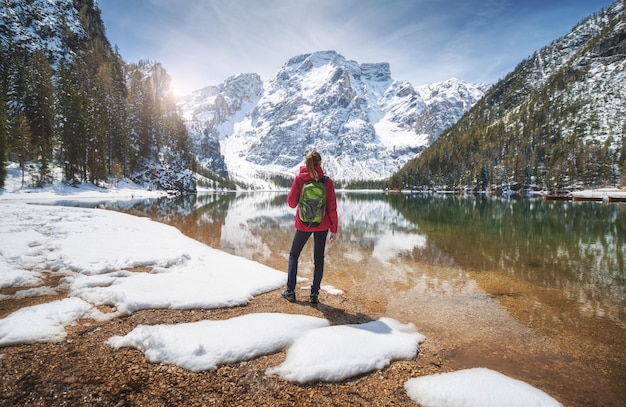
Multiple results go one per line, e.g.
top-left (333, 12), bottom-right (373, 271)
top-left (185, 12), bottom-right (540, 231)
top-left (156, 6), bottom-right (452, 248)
top-left (286, 229), bottom-right (329, 295)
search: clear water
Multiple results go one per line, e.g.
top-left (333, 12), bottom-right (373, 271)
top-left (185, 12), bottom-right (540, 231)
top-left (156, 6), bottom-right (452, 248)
top-left (101, 192), bottom-right (626, 405)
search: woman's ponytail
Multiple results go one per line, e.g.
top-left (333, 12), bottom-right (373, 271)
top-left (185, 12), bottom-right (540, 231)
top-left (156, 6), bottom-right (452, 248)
top-left (305, 151), bottom-right (322, 181)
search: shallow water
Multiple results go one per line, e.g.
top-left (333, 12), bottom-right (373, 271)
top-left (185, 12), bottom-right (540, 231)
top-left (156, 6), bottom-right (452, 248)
top-left (101, 192), bottom-right (626, 406)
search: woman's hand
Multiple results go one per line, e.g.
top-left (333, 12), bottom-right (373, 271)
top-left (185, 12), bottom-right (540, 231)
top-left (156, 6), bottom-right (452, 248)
top-left (329, 232), bottom-right (337, 243)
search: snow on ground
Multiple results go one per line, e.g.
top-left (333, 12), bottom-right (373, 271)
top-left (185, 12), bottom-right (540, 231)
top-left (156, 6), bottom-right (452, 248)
top-left (405, 368), bottom-right (563, 407)
top-left (108, 313), bottom-right (330, 373)
top-left (0, 162), bottom-right (168, 201)
top-left (0, 170), bottom-right (564, 405)
top-left (266, 317), bottom-right (425, 383)
top-left (0, 297), bottom-right (106, 346)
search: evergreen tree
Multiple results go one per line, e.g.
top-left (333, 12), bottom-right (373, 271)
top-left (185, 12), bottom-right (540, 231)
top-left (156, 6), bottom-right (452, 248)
top-left (9, 114), bottom-right (33, 187)
top-left (22, 50), bottom-right (56, 186)
top-left (621, 122), bottom-right (626, 188)
top-left (125, 67), bottom-right (149, 173)
top-left (0, 48), bottom-right (8, 188)
top-left (56, 59), bottom-right (88, 183)
top-left (107, 47), bottom-right (130, 179)
top-left (84, 54), bottom-right (110, 183)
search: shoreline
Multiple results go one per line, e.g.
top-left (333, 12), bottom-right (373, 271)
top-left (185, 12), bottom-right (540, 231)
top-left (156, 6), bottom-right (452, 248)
top-left (2, 266), bottom-right (621, 406)
top-left (0, 285), bottom-right (439, 406)
top-left (1, 194), bottom-right (624, 406)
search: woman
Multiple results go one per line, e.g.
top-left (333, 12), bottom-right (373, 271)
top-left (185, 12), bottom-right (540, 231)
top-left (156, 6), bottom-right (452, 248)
top-left (282, 151), bottom-right (338, 304)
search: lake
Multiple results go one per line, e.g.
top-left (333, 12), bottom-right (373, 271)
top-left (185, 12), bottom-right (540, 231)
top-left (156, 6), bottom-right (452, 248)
top-left (100, 191), bottom-right (625, 405)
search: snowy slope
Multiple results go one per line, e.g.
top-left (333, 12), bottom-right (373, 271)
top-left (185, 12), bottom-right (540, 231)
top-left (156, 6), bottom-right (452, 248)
top-left (0, 0), bottom-right (85, 62)
top-left (497, 0), bottom-right (626, 151)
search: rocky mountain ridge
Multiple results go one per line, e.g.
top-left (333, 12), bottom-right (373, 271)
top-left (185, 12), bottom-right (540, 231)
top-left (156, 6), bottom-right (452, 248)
top-left (179, 51), bottom-right (488, 187)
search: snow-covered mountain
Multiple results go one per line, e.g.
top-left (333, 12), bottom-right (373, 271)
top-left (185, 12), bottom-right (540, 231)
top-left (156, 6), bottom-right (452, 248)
top-left (179, 51), bottom-right (487, 187)
top-left (389, 0), bottom-right (625, 190)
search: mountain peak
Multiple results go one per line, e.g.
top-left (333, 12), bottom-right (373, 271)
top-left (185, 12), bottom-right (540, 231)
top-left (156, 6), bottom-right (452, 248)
top-left (181, 51), bottom-right (485, 188)
top-left (285, 50), bottom-right (345, 67)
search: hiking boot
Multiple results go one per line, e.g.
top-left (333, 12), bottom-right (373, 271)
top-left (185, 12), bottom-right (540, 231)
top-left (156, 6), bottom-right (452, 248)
top-left (281, 289), bottom-right (296, 302)
top-left (309, 293), bottom-right (319, 304)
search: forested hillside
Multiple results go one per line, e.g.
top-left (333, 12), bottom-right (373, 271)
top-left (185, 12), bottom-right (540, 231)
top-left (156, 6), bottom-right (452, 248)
top-left (0, 0), bottom-right (195, 192)
top-left (388, 0), bottom-right (626, 192)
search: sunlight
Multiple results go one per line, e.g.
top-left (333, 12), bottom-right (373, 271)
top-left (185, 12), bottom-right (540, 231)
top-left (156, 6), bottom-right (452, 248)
top-left (168, 76), bottom-right (195, 99)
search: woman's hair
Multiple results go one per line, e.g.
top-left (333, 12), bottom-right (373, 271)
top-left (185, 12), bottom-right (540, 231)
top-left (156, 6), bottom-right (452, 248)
top-left (305, 151), bottom-right (322, 181)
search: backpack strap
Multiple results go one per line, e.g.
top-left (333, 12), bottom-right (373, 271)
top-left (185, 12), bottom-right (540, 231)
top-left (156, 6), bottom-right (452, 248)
top-left (302, 176), bottom-right (326, 185)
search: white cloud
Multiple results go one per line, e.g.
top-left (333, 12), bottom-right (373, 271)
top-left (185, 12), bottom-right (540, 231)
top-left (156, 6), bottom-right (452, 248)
top-left (98, 0), bottom-right (615, 95)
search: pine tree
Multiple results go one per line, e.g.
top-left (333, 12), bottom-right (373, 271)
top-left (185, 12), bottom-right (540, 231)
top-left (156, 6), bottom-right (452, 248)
top-left (84, 54), bottom-right (111, 183)
top-left (0, 48), bottom-right (8, 188)
top-left (56, 59), bottom-right (88, 183)
top-left (4, 48), bottom-right (39, 185)
top-left (107, 47), bottom-right (130, 179)
top-left (621, 121), bottom-right (626, 187)
top-left (9, 114), bottom-right (33, 187)
top-left (22, 50), bottom-right (56, 186)
top-left (125, 67), bottom-right (148, 173)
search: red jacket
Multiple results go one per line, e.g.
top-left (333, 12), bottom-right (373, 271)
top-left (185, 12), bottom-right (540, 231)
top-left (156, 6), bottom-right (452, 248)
top-left (287, 165), bottom-right (338, 233)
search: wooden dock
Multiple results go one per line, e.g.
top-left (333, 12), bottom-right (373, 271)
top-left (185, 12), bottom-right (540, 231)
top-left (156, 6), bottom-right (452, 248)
top-left (544, 191), bottom-right (626, 203)
top-left (544, 195), bottom-right (572, 201)
top-left (572, 196), bottom-right (602, 202)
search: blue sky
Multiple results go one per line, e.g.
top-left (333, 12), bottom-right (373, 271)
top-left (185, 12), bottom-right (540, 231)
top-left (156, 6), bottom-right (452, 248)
top-left (97, 0), bottom-right (616, 95)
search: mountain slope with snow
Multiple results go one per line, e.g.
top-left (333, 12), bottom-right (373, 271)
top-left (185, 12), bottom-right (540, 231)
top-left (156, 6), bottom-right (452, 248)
top-left (389, 0), bottom-right (626, 190)
top-left (179, 51), bottom-right (487, 187)
top-left (0, 0), bottom-right (86, 62)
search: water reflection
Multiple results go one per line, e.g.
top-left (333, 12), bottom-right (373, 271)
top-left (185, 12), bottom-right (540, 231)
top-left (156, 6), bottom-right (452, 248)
top-left (101, 192), bottom-right (625, 402)
top-left (101, 192), bottom-right (625, 313)
top-left (386, 194), bottom-right (626, 315)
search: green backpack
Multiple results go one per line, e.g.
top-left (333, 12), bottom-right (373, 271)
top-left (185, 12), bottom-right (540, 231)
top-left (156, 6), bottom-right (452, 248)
top-left (299, 176), bottom-right (328, 226)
